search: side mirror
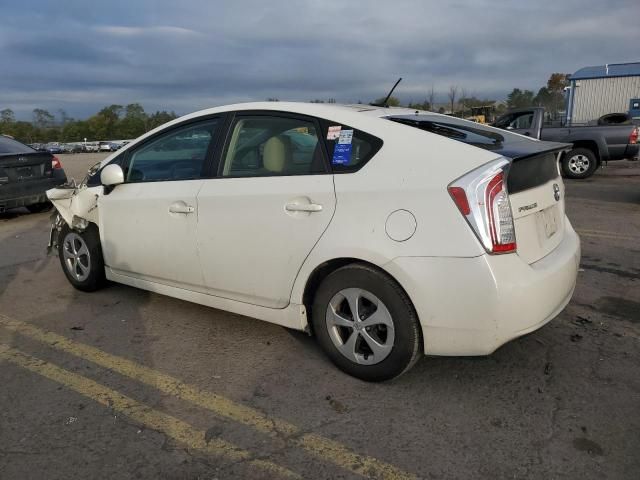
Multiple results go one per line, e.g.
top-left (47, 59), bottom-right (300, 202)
top-left (100, 164), bottom-right (125, 186)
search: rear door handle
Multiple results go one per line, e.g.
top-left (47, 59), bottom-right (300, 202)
top-left (285, 203), bottom-right (323, 212)
top-left (169, 202), bottom-right (195, 214)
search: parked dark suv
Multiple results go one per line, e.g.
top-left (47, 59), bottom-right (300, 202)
top-left (0, 135), bottom-right (68, 213)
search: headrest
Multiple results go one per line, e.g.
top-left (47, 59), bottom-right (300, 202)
top-left (264, 136), bottom-right (287, 173)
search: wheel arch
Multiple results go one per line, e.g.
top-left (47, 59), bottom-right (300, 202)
top-left (300, 257), bottom-right (421, 337)
top-left (566, 139), bottom-right (602, 163)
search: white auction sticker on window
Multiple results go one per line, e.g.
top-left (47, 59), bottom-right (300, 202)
top-left (337, 129), bottom-right (353, 145)
top-left (327, 125), bottom-right (342, 140)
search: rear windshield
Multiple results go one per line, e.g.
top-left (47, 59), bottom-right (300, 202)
top-left (388, 116), bottom-right (509, 151)
top-left (0, 136), bottom-right (35, 155)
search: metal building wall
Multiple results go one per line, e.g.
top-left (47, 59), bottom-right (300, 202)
top-left (571, 76), bottom-right (640, 124)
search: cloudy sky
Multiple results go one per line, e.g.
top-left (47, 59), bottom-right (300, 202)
top-left (0, 0), bottom-right (637, 120)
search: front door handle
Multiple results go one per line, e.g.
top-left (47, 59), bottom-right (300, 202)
top-left (169, 202), bottom-right (195, 214)
top-left (285, 203), bottom-right (323, 213)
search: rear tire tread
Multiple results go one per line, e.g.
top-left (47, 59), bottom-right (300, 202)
top-left (311, 263), bottom-right (422, 382)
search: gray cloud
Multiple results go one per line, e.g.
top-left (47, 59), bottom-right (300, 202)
top-left (0, 0), bottom-right (637, 119)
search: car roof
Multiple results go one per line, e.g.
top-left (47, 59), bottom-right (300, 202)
top-left (99, 102), bottom-right (443, 167)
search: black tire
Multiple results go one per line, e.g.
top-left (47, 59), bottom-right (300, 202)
top-left (561, 148), bottom-right (598, 179)
top-left (26, 202), bottom-right (52, 213)
top-left (311, 264), bottom-right (422, 382)
top-left (57, 223), bottom-right (106, 292)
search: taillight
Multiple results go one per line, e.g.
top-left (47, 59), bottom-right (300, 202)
top-left (52, 156), bottom-right (62, 169)
top-left (630, 127), bottom-right (638, 145)
top-left (447, 158), bottom-right (517, 254)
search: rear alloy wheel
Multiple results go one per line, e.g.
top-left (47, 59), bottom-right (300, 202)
top-left (312, 264), bottom-right (421, 381)
top-left (561, 148), bottom-right (598, 179)
top-left (58, 224), bottom-right (106, 292)
top-left (326, 288), bottom-right (396, 366)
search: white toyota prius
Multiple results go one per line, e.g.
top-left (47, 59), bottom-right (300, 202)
top-left (47, 102), bottom-right (580, 381)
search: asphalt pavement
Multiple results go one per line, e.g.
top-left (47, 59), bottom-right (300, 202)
top-left (0, 154), bottom-right (638, 479)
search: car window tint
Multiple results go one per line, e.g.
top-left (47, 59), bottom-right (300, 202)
top-left (495, 112), bottom-right (533, 130)
top-left (0, 136), bottom-right (35, 155)
top-left (222, 116), bottom-right (325, 177)
top-left (389, 117), bottom-right (505, 149)
top-left (125, 120), bottom-right (218, 183)
top-left (512, 113), bottom-right (533, 129)
top-left (322, 123), bottom-right (382, 172)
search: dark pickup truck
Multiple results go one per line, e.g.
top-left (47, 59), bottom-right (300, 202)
top-left (493, 107), bottom-right (639, 179)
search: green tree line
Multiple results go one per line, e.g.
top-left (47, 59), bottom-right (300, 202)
top-left (0, 103), bottom-right (178, 144)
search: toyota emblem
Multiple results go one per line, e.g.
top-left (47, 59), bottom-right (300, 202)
top-left (553, 183), bottom-right (560, 202)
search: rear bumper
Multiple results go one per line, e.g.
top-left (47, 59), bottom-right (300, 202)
top-left (608, 144), bottom-right (639, 161)
top-left (0, 173), bottom-right (67, 211)
top-left (626, 144), bottom-right (640, 159)
top-left (385, 219), bottom-right (581, 356)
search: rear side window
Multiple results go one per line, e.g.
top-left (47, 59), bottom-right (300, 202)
top-left (320, 121), bottom-right (382, 172)
top-left (494, 111), bottom-right (534, 130)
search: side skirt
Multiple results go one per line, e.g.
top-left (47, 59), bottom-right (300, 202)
top-left (105, 268), bottom-right (308, 331)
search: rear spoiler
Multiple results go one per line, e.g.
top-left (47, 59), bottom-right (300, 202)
top-left (507, 143), bottom-right (570, 194)
top-left (507, 142), bottom-right (572, 162)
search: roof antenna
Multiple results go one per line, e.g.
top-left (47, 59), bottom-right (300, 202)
top-left (373, 77), bottom-right (402, 107)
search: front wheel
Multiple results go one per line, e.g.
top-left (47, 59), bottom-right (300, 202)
top-left (57, 224), bottom-right (106, 292)
top-left (311, 264), bottom-right (422, 382)
top-left (561, 148), bottom-right (598, 179)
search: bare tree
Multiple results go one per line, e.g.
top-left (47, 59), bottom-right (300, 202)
top-left (428, 85), bottom-right (435, 112)
top-left (459, 87), bottom-right (467, 117)
top-left (448, 85), bottom-right (458, 115)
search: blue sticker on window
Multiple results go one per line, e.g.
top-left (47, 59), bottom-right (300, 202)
top-left (332, 143), bottom-right (352, 165)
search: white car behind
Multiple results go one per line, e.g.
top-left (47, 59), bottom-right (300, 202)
top-left (47, 102), bottom-right (580, 381)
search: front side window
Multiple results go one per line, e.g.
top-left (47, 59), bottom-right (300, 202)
top-left (221, 115), bottom-right (325, 177)
top-left (125, 119), bottom-right (218, 182)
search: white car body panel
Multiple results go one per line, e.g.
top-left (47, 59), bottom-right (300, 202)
top-left (99, 181), bottom-right (205, 288)
top-left (47, 102), bottom-right (580, 356)
top-left (196, 175), bottom-right (336, 308)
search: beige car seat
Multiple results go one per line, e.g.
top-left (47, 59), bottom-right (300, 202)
top-left (263, 135), bottom-right (292, 174)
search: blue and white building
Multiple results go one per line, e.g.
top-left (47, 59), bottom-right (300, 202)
top-left (566, 62), bottom-right (640, 124)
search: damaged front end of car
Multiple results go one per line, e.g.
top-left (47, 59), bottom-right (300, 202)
top-left (46, 162), bottom-right (103, 254)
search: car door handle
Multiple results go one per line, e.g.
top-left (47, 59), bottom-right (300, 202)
top-left (285, 203), bottom-right (323, 212)
top-left (169, 202), bottom-right (195, 214)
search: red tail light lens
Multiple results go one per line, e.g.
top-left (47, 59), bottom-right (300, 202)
top-left (630, 127), bottom-right (638, 145)
top-left (448, 158), bottom-right (517, 254)
top-left (52, 156), bottom-right (62, 169)
top-left (448, 186), bottom-right (470, 215)
top-left (485, 172), bottom-right (516, 252)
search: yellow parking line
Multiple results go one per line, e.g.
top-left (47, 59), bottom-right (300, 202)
top-left (576, 229), bottom-right (638, 241)
top-left (0, 343), bottom-right (299, 479)
top-left (0, 314), bottom-right (415, 480)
